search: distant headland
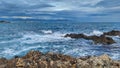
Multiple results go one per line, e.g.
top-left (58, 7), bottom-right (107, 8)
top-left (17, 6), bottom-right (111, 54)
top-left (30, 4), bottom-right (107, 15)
top-left (0, 20), bottom-right (10, 23)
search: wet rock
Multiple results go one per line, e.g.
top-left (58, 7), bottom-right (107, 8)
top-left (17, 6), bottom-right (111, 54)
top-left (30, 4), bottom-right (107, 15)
top-left (65, 33), bottom-right (88, 39)
top-left (91, 35), bottom-right (115, 45)
top-left (65, 34), bottom-right (115, 45)
top-left (103, 30), bottom-right (120, 36)
top-left (65, 30), bottom-right (120, 45)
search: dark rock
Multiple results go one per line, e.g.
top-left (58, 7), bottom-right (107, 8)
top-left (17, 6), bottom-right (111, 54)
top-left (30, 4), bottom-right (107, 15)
top-left (14, 55), bottom-right (20, 58)
top-left (65, 30), bottom-right (120, 45)
top-left (103, 30), bottom-right (120, 36)
top-left (91, 35), bottom-right (115, 45)
top-left (65, 33), bottom-right (115, 45)
top-left (65, 33), bottom-right (88, 39)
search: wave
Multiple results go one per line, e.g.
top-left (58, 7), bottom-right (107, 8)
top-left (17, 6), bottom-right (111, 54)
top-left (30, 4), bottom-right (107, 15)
top-left (84, 30), bottom-right (103, 36)
top-left (40, 30), bottom-right (53, 34)
top-left (0, 31), bottom-right (70, 44)
top-left (0, 30), bottom-right (120, 60)
top-left (0, 45), bottom-right (48, 59)
top-left (111, 53), bottom-right (120, 60)
top-left (21, 31), bottom-right (70, 44)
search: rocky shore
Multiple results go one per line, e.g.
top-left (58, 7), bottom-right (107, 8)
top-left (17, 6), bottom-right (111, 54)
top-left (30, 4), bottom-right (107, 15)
top-left (0, 50), bottom-right (120, 68)
top-left (65, 30), bottom-right (120, 45)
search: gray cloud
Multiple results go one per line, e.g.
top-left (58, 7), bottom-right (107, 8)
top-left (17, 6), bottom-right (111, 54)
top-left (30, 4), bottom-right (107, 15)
top-left (0, 0), bottom-right (120, 22)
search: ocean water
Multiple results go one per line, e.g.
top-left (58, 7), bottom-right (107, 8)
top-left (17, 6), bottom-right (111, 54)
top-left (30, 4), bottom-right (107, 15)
top-left (0, 21), bottom-right (120, 60)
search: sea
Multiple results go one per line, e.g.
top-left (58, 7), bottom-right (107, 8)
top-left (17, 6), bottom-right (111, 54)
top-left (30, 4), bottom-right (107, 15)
top-left (0, 21), bottom-right (120, 60)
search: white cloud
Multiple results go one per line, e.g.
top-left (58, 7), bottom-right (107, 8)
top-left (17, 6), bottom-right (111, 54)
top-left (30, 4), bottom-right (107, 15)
top-left (45, 0), bottom-right (104, 12)
top-left (0, 16), bottom-right (32, 19)
top-left (0, 16), bottom-right (66, 20)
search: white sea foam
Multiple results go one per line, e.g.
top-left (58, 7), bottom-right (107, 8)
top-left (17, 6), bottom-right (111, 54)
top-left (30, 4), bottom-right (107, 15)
top-left (0, 31), bottom-right (70, 44)
top-left (112, 36), bottom-right (120, 43)
top-left (0, 30), bottom-right (120, 60)
top-left (64, 47), bottom-right (97, 57)
top-left (21, 31), bottom-right (70, 44)
top-left (1, 45), bottom-right (48, 58)
top-left (41, 30), bottom-right (53, 34)
top-left (85, 30), bottom-right (103, 36)
top-left (92, 30), bottom-right (103, 35)
top-left (13, 45), bottom-right (47, 55)
top-left (111, 53), bottom-right (120, 60)
top-left (2, 48), bottom-right (15, 55)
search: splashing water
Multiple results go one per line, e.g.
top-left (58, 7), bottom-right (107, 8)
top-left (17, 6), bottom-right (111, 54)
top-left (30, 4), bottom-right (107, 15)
top-left (0, 21), bottom-right (120, 60)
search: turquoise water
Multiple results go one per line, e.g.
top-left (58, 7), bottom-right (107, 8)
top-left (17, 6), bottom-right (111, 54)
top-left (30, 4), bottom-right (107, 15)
top-left (0, 21), bottom-right (120, 60)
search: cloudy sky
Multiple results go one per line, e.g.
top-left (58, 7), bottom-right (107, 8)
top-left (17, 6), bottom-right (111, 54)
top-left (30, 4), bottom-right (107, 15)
top-left (0, 0), bottom-right (120, 22)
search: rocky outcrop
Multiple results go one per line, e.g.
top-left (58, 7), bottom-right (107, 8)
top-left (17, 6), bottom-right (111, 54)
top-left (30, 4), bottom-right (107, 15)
top-left (103, 30), bottom-right (120, 36)
top-left (65, 30), bottom-right (120, 45)
top-left (0, 50), bottom-right (120, 68)
top-left (65, 34), bottom-right (115, 45)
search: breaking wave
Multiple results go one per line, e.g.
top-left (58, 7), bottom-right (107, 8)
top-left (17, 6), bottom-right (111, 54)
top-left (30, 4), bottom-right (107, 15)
top-left (40, 30), bottom-right (53, 34)
top-left (85, 30), bottom-right (103, 36)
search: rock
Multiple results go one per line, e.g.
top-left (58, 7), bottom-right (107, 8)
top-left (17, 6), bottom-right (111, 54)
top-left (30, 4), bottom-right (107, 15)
top-left (65, 33), bottom-right (88, 39)
top-left (79, 56), bottom-right (91, 60)
top-left (6, 59), bottom-right (17, 68)
top-left (38, 61), bottom-right (48, 68)
top-left (45, 52), bottom-right (75, 62)
top-left (0, 58), bottom-right (7, 68)
top-left (110, 61), bottom-right (120, 68)
top-left (64, 30), bottom-right (120, 45)
top-left (22, 50), bottom-right (42, 60)
top-left (0, 50), bottom-right (120, 68)
top-left (77, 59), bottom-right (90, 68)
top-left (0, 58), bottom-right (7, 65)
top-left (98, 54), bottom-right (111, 61)
top-left (91, 35), bottom-right (115, 45)
top-left (0, 64), bottom-right (6, 68)
top-left (65, 34), bottom-right (115, 45)
top-left (16, 58), bottom-right (25, 67)
top-left (104, 30), bottom-right (120, 36)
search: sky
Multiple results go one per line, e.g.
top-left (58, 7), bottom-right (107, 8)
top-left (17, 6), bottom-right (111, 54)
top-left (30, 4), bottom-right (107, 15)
top-left (0, 0), bottom-right (120, 22)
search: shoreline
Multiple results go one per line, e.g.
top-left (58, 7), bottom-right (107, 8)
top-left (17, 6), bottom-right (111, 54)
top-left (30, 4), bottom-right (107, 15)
top-left (0, 50), bottom-right (120, 68)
